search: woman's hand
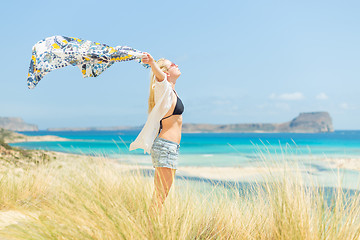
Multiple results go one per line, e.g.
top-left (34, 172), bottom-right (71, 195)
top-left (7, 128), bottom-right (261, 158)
top-left (141, 52), bottom-right (155, 65)
top-left (142, 52), bottom-right (166, 82)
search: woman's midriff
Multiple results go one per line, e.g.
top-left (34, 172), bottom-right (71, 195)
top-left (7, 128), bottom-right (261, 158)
top-left (158, 115), bottom-right (182, 144)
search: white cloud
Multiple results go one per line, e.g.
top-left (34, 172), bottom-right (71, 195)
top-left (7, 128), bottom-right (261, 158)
top-left (316, 92), bottom-right (329, 100)
top-left (269, 92), bottom-right (305, 101)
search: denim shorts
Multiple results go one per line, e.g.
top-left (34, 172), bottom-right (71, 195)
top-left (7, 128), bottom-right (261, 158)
top-left (150, 137), bottom-right (180, 170)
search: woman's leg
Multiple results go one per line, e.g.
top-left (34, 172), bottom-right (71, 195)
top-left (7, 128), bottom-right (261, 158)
top-left (150, 167), bottom-right (176, 215)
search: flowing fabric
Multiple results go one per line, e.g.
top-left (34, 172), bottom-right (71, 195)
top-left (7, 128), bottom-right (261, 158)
top-left (27, 36), bottom-right (148, 89)
top-left (129, 75), bottom-right (174, 154)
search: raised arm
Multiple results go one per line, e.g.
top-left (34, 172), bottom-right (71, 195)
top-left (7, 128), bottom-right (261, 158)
top-left (142, 52), bottom-right (166, 82)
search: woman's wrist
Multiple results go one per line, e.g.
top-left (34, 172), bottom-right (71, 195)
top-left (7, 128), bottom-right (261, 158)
top-left (149, 59), bottom-right (156, 67)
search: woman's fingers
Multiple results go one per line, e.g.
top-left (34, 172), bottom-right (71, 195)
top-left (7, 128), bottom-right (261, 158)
top-left (142, 57), bottom-right (150, 64)
top-left (141, 52), bottom-right (154, 64)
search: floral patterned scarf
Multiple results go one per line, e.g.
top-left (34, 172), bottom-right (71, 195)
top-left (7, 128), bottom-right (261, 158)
top-left (27, 36), bottom-right (147, 89)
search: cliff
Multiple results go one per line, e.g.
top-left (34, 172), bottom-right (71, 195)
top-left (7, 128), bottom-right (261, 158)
top-left (286, 112), bottom-right (333, 132)
top-left (0, 117), bottom-right (38, 131)
top-left (182, 112), bottom-right (334, 133)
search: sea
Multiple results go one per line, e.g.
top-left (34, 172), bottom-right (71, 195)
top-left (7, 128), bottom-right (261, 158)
top-left (10, 130), bottom-right (360, 189)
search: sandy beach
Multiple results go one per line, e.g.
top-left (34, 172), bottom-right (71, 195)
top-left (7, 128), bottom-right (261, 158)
top-left (323, 157), bottom-right (360, 171)
top-left (6, 148), bottom-right (360, 186)
top-left (6, 134), bottom-right (69, 143)
top-left (16, 150), bottom-right (284, 181)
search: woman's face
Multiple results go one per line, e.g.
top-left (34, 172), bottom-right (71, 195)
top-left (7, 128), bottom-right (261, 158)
top-left (164, 60), bottom-right (181, 79)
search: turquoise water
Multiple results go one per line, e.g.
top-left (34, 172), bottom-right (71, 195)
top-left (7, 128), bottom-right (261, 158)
top-left (10, 130), bottom-right (360, 189)
top-left (10, 130), bottom-right (360, 165)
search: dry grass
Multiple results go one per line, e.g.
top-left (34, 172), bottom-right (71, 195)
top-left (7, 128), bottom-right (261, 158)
top-left (0, 155), bottom-right (359, 240)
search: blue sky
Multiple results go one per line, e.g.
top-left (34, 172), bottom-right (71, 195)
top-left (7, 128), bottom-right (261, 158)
top-left (1, 0), bottom-right (359, 130)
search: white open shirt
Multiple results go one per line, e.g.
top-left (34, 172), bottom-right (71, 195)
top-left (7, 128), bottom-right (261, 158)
top-left (129, 75), bottom-right (174, 154)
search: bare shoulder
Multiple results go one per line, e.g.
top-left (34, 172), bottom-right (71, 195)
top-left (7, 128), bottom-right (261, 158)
top-left (155, 75), bottom-right (167, 83)
top-left (155, 76), bottom-right (166, 82)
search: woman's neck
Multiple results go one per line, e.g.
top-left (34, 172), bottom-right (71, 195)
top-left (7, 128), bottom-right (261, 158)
top-left (170, 82), bottom-right (175, 90)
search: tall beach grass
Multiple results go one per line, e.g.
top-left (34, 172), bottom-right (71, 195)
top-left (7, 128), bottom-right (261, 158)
top-left (0, 154), bottom-right (360, 239)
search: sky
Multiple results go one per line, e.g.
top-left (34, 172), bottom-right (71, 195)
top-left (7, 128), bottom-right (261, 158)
top-left (1, 0), bottom-right (359, 130)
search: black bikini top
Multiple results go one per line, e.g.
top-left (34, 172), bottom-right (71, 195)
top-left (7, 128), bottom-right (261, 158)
top-left (162, 90), bottom-right (184, 121)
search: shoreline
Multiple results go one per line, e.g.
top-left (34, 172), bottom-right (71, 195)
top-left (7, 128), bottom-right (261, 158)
top-left (1, 129), bottom-right (71, 144)
top-left (7, 135), bottom-right (70, 143)
top-left (6, 142), bottom-right (360, 175)
top-left (1, 144), bottom-right (360, 189)
top-left (2, 131), bottom-right (360, 185)
top-left (24, 150), bottom-right (360, 189)
top-left (14, 148), bottom-right (360, 178)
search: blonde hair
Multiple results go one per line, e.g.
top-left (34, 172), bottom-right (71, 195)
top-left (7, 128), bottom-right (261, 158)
top-left (148, 58), bottom-right (168, 113)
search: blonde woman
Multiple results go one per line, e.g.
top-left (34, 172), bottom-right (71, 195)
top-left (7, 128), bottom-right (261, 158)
top-left (130, 53), bottom-right (183, 214)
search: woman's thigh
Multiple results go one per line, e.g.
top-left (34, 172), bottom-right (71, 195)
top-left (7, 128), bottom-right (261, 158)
top-left (154, 167), bottom-right (176, 190)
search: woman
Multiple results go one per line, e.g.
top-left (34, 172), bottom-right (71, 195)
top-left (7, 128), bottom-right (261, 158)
top-left (129, 53), bottom-right (183, 214)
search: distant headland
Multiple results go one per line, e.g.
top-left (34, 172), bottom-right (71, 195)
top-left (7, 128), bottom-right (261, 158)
top-left (0, 117), bottom-right (38, 131)
top-left (0, 112), bottom-right (333, 133)
top-left (182, 112), bottom-right (334, 133)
